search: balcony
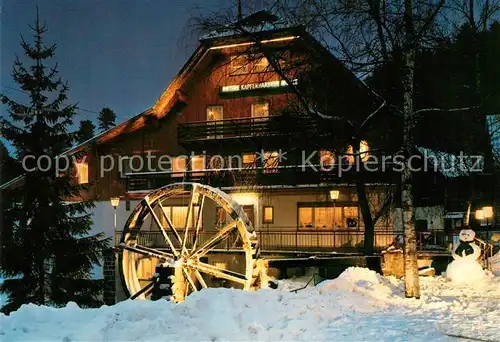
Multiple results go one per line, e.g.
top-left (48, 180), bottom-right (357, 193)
top-left (124, 163), bottom-right (398, 193)
top-left (114, 229), bottom-right (459, 254)
top-left (177, 115), bottom-right (328, 149)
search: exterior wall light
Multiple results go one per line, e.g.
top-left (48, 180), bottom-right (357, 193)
top-left (329, 190), bottom-right (340, 201)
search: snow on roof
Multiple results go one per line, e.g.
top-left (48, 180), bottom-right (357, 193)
top-left (417, 146), bottom-right (484, 178)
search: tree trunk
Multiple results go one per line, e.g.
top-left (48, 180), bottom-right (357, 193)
top-left (402, 0), bottom-right (420, 299)
top-left (357, 183), bottom-right (375, 255)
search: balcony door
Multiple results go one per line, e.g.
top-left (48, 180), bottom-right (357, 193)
top-left (207, 105), bottom-right (223, 139)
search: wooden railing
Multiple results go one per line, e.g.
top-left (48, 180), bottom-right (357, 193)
top-left (115, 230), bottom-right (402, 253)
top-left (177, 116), bottom-right (323, 143)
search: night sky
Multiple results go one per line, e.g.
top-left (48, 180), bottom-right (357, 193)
top-left (1, 0), bottom-right (238, 136)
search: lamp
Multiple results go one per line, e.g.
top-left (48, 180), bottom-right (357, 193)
top-left (110, 198), bottom-right (120, 245)
top-left (475, 209), bottom-right (484, 220)
top-left (110, 197), bottom-right (120, 209)
top-left (329, 190), bottom-right (340, 201)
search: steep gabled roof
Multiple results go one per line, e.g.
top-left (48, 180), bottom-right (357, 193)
top-left (0, 11), bottom-right (375, 190)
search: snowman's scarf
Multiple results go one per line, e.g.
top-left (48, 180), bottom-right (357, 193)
top-left (454, 240), bottom-right (474, 257)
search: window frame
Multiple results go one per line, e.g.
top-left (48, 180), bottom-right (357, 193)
top-left (251, 102), bottom-right (269, 118)
top-left (190, 155), bottom-right (205, 177)
top-left (230, 54), bottom-right (270, 75)
top-left (262, 206), bottom-right (274, 224)
top-left (171, 156), bottom-right (187, 178)
top-left (297, 202), bottom-right (360, 230)
top-left (74, 161), bottom-right (89, 184)
top-left (161, 204), bottom-right (202, 230)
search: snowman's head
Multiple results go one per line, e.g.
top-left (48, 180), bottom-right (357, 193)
top-left (459, 229), bottom-right (476, 242)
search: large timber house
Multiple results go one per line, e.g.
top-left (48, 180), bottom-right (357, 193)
top-left (1, 11), bottom-right (496, 302)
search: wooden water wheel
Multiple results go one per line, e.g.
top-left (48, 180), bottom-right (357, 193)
top-left (118, 182), bottom-right (262, 302)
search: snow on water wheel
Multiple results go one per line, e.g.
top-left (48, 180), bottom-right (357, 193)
top-left (118, 182), bottom-right (261, 302)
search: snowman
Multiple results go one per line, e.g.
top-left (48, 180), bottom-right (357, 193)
top-left (445, 228), bottom-right (485, 283)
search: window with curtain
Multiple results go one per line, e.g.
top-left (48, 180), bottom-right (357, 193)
top-left (251, 102), bottom-right (269, 118)
top-left (171, 157), bottom-right (186, 177)
top-left (298, 204), bottom-right (359, 229)
top-left (190, 155), bottom-right (205, 177)
top-left (161, 205), bottom-right (201, 229)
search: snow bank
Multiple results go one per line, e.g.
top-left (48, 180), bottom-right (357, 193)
top-left (490, 250), bottom-right (500, 276)
top-left (445, 259), bottom-right (487, 283)
top-left (1, 267), bottom-right (499, 341)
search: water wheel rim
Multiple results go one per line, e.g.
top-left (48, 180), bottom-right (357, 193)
top-left (118, 182), bottom-right (258, 301)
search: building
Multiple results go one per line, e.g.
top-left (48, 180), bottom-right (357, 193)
top-left (1, 11), bottom-right (494, 302)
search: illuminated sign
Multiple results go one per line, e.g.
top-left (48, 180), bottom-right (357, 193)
top-left (221, 79), bottom-right (298, 93)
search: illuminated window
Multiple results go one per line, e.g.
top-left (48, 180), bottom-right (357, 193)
top-left (263, 151), bottom-right (279, 173)
top-left (230, 55), bottom-right (249, 74)
top-left (172, 157), bottom-right (186, 177)
top-left (251, 102), bottom-right (269, 118)
top-left (230, 55), bottom-right (269, 75)
top-left (242, 153), bottom-right (257, 166)
top-left (298, 207), bottom-right (313, 228)
top-left (207, 106), bottom-right (223, 139)
top-left (345, 142), bottom-right (369, 164)
top-left (263, 206), bottom-right (274, 224)
top-left (191, 155), bottom-right (205, 177)
top-left (75, 162), bottom-right (89, 184)
top-left (344, 207), bottom-right (359, 227)
top-left (320, 150), bottom-right (335, 169)
top-left (254, 56), bottom-right (269, 73)
top-left (298, 204), bottom-right (358, 229)
top-left (346, 145), bottom-right (355, 165)
top-left (207, 106), bottom-right (223, 121)
top-left (360, 140), bottom-right (369, 162)
top-left (161, 205), bottom-right (201, 229)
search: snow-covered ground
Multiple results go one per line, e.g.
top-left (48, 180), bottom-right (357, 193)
top-left (1, 267), bottom-right (499, 341)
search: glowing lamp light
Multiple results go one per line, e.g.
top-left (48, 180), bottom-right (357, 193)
top-left (482, 206), bottom-right (493, 219)
top-left (475, 209), bottom-right (484, 220)
top-left (110, 197), bottom-right (120, 209)
top-left (329, 190), bottom-right (340, 201)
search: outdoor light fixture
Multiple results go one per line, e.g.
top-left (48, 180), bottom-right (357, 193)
top-left (110, 197), bottom-right (120, 241)
top-left (110, 197), bottom-right (120, 209)
top-left (482, 206), bottom-right (493, 219)
top-left (475, 209), bottom-right (484, 220)
top-left (329, 190), bottom-right (340, 201)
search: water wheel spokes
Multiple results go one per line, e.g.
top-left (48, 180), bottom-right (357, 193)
top-left (118, 182), bottom-right (260, 302)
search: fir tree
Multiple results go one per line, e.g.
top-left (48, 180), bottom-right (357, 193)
top-left (98, 107), bottom-right (116, 131)
top-left (76, 120), bottom-right (95, 144)
top-left (0, 9), bottom-right (109, 313)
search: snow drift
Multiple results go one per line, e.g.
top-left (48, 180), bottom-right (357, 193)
top-left (1, 267), bottom-right (499, 341)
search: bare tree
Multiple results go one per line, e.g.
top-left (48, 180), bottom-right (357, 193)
top-left (192, 0), bottom-right (462, 297)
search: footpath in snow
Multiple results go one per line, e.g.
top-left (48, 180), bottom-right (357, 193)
top-left (1, 267), bottom-right (499, 341)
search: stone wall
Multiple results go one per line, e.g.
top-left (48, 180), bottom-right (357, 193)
top-left (103, 248), bottom-right (116, 305)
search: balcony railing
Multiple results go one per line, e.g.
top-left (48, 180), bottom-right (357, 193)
top-left (114, 230), bottom-right (459, 253)
top-left (124, 164), bottom-right (397, 193)
top-left (178, 116), bottom-right (322, 144)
